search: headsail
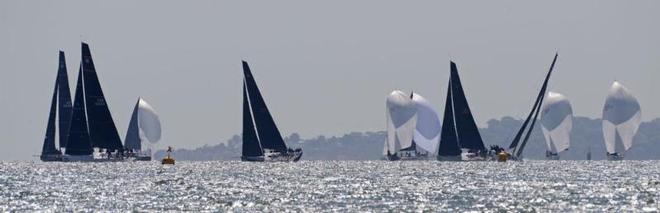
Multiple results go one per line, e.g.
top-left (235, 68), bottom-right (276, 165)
top-left (449, 61), bottom-right (486, 152)
top-left (41, 76), bottom-right (60, 155)
top-left (124, 100), bottom-right (141, 150)
top-left (540, 92), bottom-right (572, 154)
top-left (56, 51), bottom-right (73, 148)
top-left (509, 53), bottom-right (559, 158)
top-left (602, 81), bottom-right (641, 154)
top-left (411, 93), bottom-right (441, 153)
top-left (385, 90), bottom-right (417, 154)
top-left (437, 81), bottom-right (461, 157)
top-left (64, 68), bottom-right (93, 156)
top-left (242, 82), bottom-right (263, 157)
top-left (242, 61), bottom-right (288, 153)
top-left (81, 43), bottom-right (123, 151)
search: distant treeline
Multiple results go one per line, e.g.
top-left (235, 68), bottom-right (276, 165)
top-left (154, 116), bottom-right (660, 161)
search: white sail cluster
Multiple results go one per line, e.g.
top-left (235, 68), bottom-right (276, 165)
top-left (540, 92), bottom-right (572, 154)
top-left (602, 81), bottom-right (641, 155)
top-left (411, 93), bottom-right (441, 154)
top-left (384, 90), bottom-right (417, 155)
top-left (383, 91), bottom-right (443, 156)
top-left (137, 98), bottom-right (162, 143)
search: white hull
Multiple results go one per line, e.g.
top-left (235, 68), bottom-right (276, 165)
top-left (62, 155), bottom-right (133, 162)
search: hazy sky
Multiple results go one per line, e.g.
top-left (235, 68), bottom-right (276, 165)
top-left (1, 1), bottom-right (659, 160)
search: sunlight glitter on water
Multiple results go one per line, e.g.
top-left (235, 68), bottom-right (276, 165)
top-left (0, 160), bottom-right (659, 212)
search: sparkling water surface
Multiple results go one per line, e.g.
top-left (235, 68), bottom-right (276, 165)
top-left (1, 160), bottom-right (659, 212)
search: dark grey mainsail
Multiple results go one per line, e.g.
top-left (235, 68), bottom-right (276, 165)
top-left (81, 43), bottom-right (123, 151)
top-left (242, 83), bottom-right (263, 158)
top-left (509, 53), bottom-right (559, 158)
top-left (124, 99), bottom-right (141, 151)
top-left (437, 81), bottom-right (461, 157)
top-left (64, 68), bottom-right (93, 156)
top-left (242, 61), bottom-right (288, 153)
top-left (56, 51), bottom-right (73, 148)
top-left (41, 77), bottom-right (60, 156)
top-left (450, 62), bottom-right (486, 152)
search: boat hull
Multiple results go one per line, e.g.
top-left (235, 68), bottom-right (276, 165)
top-left (607, 153), bottom-right (624, 161)
top-left (437, 155), bottom-right (462, 161)
top-left (62, 155), bottom-right (132, 162)
top-left (242, 149), bottom-right (303, 162)
top-left (40, 154), bottom-right (63, 162)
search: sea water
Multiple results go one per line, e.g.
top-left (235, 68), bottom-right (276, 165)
top-left (1, 160), bottom-right (659, 212)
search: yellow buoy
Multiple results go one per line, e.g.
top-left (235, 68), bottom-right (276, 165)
top-left (497, 152), bottom-right (509, 162)
top-left (161, 146), bottom-right (175, 165)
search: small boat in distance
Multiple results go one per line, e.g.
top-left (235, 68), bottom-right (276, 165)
top-left (508, 53), bottom-right (559, 160)
top-left (436, 61), bottom-right (488, 161)
top-left (382, 90), bottom-right (420, 161)
top-left (540, 92), bottom-right (573, 160)
top-left (602, 81), bottom-right (641, 161)
top-left (40, 51), bottom-right (73, 162)
top-left (241, 61), bottom-right (303, 162)
top-left (124, 98), bottom-right (162, 161)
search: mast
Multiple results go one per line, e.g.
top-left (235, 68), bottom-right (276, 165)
top-left (64, 67), bottom-right (93, 155)
top-left (509, 53), bottom-right (559, 158)
top-left (124, 99), bottom-right (141, 151)
top-left (41, 76), bottom-right (60, 155)
top-left (81, 43), bottom-right (123, 151)
top-left (56, 51), bottom-right (73, 149)
top-left (449, 61), bottom-right (486, 152)
top-left (242, 61), bottom-right (288, 153)
top-left (437, 80), bottom-right (461, 157)
top-left (242, 82), bottom-right (264, 157)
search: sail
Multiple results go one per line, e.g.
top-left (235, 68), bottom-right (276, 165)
top-left (449, 61), bottom-right (486, 152)
top-left (509, 53), bottom-right (558, 158)
top-left (411, 93), bottom-right (441, 153)
top-left (124, 100), bottom-right (141, 150)
top-left (386, 90), bottom-right (417, 153)
top-left (81, 43), bottom-right (123, 151)
top-left (242, 61), bottom-right (288, 152)
top-left (137, 98), bottom-right (161, 143)
top-left (602, 81), bottom-right (641, 154)
top-left (56, 51), bottom-right (73, 148)
top-left (41, 77), bottom-right (60, 155)
top-left (64, 68), bottom-right (93, 156)
top-left (540, 92), bottom-right (572, 153)
top-left (242, 83), bottom-right (263, 157)
top-left (437, 81), bottom-right (461, 157)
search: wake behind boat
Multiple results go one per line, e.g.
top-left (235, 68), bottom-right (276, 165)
top-left (240, 61), bottom-right (302, 162)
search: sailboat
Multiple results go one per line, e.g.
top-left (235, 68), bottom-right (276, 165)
top-left (241, 61), bottom-right (303, 162)
top-left (602, 81), bottom-right (641, 161)
top-left (382, 90), bottom-right (418, 161)
top-left (40, 51), bottom-right (73, 162)
top-left (508, 53), bottom-right (559, 160)
top-left (436, 61), bottom-right (487, 161)
top-left (540, 92), bottom-right (572, 160)
top-left (124, 98), bottom-right (162, 161)
top-left (62, 43), bottom-right (125, 162)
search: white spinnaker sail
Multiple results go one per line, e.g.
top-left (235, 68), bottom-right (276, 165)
top-left (137, 98), bottom-right (162, 143)
top-left (540, 92), bottom-right (572, 153)
top-left (385, 90), bottom-right (417, 154)
top-left (602, 81), bottom-right (641, 154)
top-left (411, 93), bottom-right (441, 153)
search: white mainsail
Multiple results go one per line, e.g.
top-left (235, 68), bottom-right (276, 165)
top-left (385, 90), bottom-right (417, 154)
top-left (411, 93), bottom-right (441, 153)
top-left (137, 98), bottom-right (162, 143)
top-left (602, 81), bottom-right (641, 154)
top-left (540, 92), bottom-right (572, 154)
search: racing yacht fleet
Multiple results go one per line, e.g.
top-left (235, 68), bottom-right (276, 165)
top-left (39, 47), bottom-right (644, 162)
